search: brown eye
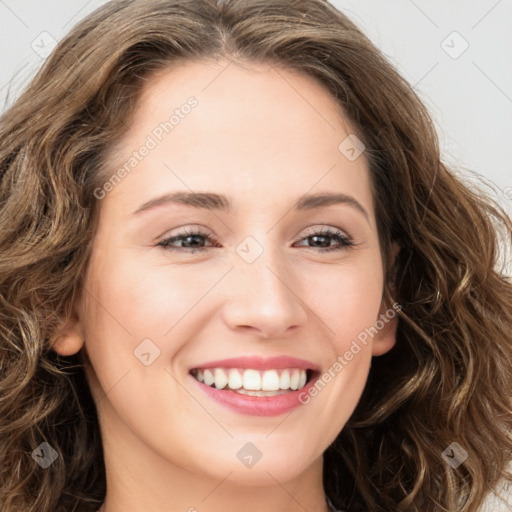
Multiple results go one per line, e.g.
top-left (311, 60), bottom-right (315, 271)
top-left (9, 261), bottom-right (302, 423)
top-left (157, 228), bottom-right (217, 254)
top-left (295, 228), bottom-right (354, 253)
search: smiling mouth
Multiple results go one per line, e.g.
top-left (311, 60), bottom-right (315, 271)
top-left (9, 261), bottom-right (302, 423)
top-left (190, 367), bottom-right (317, 396)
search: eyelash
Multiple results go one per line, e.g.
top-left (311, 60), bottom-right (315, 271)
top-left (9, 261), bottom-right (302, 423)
top-left (157, 226), bottom-right (355, 254)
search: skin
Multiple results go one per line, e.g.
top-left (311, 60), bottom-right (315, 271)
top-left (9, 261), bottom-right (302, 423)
top-left (52, 58), bottom-right (397, 512)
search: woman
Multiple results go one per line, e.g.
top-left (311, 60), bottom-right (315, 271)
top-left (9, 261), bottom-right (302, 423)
top-left (0, 1), bottom-right (511, 511)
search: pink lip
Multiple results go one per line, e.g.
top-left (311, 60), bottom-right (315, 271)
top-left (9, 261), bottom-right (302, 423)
top-left (191, 371), bottom-right (320, 416)
top-left (190, 355), bottom-right (319, 371)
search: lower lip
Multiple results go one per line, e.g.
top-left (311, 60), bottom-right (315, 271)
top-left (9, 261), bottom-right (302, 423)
top-left (191, 372), bottom-right (318, 416)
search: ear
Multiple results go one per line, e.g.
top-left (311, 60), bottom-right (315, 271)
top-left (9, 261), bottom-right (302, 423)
top-left (50, 308), bottom-right (85, 357)
top-left (370, 299), bottom-right (400, 356)
top-left (372, 242), bottom-right (401, 357)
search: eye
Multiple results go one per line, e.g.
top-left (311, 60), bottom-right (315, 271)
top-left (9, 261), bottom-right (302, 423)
top-left (157, 226), bottom-right (355, 254)
top-left (157, 227), bottom-right (218, 254)
top-left (295, 227), bottom-right (355, 252)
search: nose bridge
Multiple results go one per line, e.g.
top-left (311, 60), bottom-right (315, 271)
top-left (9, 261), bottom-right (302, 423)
top-left (222, 232), bottom-right (308, 337)
top-left (239, 234), bottom-right (287, 294)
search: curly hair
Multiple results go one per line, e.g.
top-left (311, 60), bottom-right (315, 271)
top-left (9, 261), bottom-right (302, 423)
top-left (1, 1), bottom-right (511, 511)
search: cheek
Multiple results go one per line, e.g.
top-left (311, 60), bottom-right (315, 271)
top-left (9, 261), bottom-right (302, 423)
top-left (79, 253), bottom-right (184, 385)
top-left (80, 253), bottom-right (201, 423)
top-left (303, 253), bottom-right (383, 395)
top-left (85, 253), bottom-right (198, 339)
top-left (80, 249), bottom-right (226, 395)
top-left (306, 255), bottom-right (384, 347)
top-left (300, 266), bottom-right (382, 432)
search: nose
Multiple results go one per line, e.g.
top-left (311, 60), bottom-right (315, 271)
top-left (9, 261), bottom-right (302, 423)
top-left (220, 244), bottom-right (309, 340)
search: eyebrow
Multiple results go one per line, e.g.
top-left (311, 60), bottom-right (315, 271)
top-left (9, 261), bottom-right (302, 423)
top-left (130, 191), bottom-right (369, 221)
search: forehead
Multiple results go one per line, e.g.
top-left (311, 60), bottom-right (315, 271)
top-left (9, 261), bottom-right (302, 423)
top-left (104, 58), bottom-right (374, 221)
top-left (133, 59), bottom-right (352, 144)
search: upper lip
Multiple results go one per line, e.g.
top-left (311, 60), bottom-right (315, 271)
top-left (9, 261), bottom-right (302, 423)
top-left (190, 355), bottom-right (319, 371)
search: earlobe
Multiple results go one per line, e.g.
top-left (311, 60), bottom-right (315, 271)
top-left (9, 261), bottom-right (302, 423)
top-left (371, 304), bottom-right (398, 356)
top-left (372, 243), bottom-right (401, 357)
top-left (50, 313), bottom-right (85, 356)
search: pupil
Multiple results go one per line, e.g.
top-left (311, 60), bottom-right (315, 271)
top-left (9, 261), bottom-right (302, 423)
top-left (186, 235), bottom-right (202, 247)
top-left (311, 235), bottom-right (328, 247)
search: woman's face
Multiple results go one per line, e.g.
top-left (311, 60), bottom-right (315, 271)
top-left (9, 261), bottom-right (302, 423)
top-left (55, 59), bottom-right (396, 487)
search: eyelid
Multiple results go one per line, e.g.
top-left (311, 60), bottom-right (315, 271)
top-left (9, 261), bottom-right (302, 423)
top-left (157, 223), bottom-right (352, 240)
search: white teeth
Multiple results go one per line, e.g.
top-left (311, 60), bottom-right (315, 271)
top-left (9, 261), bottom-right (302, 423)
top-left (214, 368), bottom-right (228, 390)
top-left (261, 370), bottom-right (280, 391)
top-left (279, 370), bottom-right (290, 389)
top-left (203, 369), bottom-right (214, 386)
top-left (228, 369), bottom-right (243, 389)
top-left (298, 370), bottom-right (307, 389)
top-left (290, 369), bottom-right (300, 390)
top-left (193, 367), bottom-right (309, 392)
top-left (243, 369), bottom-right (261, 390)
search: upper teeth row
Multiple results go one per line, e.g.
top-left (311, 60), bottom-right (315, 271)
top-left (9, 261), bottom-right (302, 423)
top-left (193, 368), bottom-right (308, 391)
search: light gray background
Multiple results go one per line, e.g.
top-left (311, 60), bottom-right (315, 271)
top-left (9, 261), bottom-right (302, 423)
top-left (0, 1), bottom-right (511, 509)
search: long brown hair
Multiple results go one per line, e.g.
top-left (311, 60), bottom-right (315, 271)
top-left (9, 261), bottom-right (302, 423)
top-left (1, 1), bottom-right (511, 511)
